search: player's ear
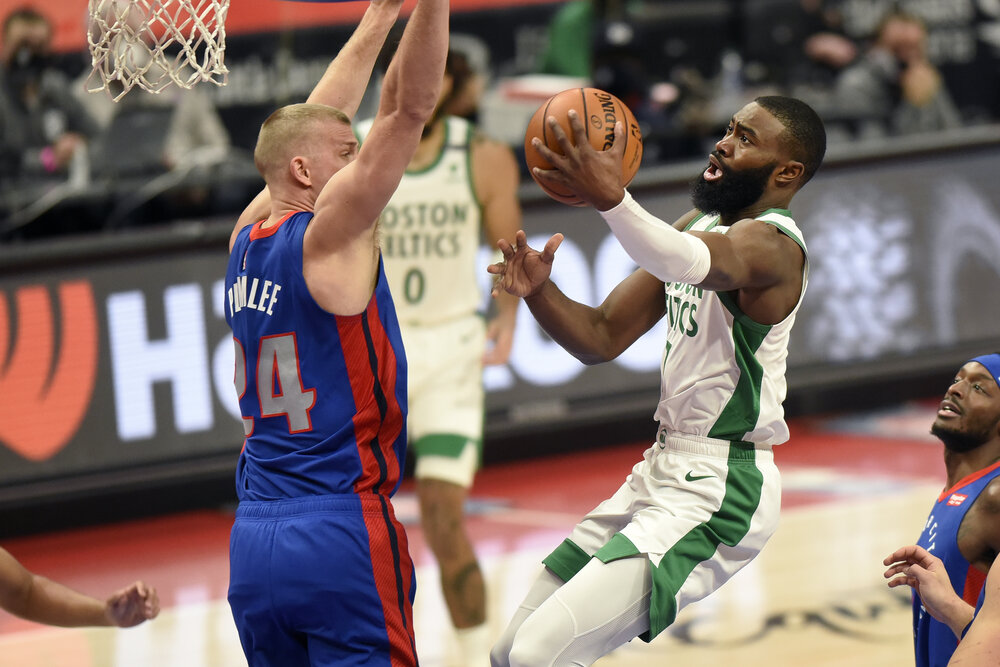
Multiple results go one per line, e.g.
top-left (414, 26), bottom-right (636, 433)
top-left (774, 160), bottom-right (804, 188)
top-left (289, 156), bottom-right (310, 187)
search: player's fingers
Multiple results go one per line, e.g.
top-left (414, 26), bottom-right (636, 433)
top-left (497, 237), bottom-right (514, 257)
top-left (546, 116), bottom-right (575, 155)
top-left (886, 576), bottom-right (913, 589)
top-left (541, 233), bottom-right (564, 262)
top-left (884, 563), bottom-right (908, 578)
top-left (567, 109), bottom-right (589, 146)
top-left (531, 166), bottom-right (570, 191)
top-left (530, 136), bottom-right (562, 165)
top-left (884, 547), bottom-right (916, 564)
top-left (612, 121), bottom-right (627, 157)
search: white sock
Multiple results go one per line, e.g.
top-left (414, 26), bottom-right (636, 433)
top-left (456, 623), bottom-right (492, 667)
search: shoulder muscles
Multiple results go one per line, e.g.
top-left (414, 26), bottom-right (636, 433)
top-left (691, 218), bottom-right (804, 293)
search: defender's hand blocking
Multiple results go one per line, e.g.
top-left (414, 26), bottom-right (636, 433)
top-left (488, 231), bottom-right (564, 299)
top-left (529, 110), bottom-right (630, 212)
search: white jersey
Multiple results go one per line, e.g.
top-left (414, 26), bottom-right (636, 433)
top-left (655, 209), bottom-right (807, 446)
top-left (356, 116), bottom-right (483, 325)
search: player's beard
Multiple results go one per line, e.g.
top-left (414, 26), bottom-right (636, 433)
top-left (931, 416), bottom-right (1000, 453)
top-left (690, 156), bottom-right (777, 218)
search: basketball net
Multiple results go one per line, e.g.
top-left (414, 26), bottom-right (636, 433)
top-left (87, 0), bottom-right (229, 101)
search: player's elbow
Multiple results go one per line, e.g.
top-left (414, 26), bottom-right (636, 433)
top-left (573, 351), bottom-right (613, 366)
top-left (400, 90), bottom-right (440, 123)
top-left (571, 336), bottom-right (622, 366)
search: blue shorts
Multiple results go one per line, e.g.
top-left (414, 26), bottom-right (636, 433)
top-left (228, 494), bottom-right (417, 666)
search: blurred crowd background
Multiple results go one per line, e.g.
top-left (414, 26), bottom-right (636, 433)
top-left (1, 0), bottom-right (998, 240)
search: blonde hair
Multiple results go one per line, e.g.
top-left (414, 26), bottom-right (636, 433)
top-left (253, 103), bottom-right (352, 180)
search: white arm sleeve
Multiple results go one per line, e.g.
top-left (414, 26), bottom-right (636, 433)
top-left (598, 190), bottom-right (711, 285)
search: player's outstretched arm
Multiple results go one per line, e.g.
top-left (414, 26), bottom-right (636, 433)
top-left (884, 545), bottom-right (975, 639)
top-left (950, 564), bottom-right (1000, 666)
top-left (231, 0), bottom-right (405, 248)
top-left (305, 0), bottom-right (404, 117)
top-left (311, 0), bottom-right (449, 241)
top-left (0, 547), bottom-right (159, 628)
top-left (488, 231), bottom-right (665, 364)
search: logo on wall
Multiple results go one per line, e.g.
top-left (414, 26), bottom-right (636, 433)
top-left (0, 282), bottom-right (98, 460)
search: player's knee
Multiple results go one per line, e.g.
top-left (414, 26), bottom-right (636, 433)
top-left (507, 636), bottom-right (551, 667)
top-left (489, 640), bottom-right (510, 667)
top-left (505, 621), bottom-right (564, 667)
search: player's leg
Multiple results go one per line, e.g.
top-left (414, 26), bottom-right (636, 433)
top-left (492, 465), bottom-right (643, 667)
top-left (505, 556), bottom-right (651, 667)
top-left (269, 497), bottom-right (418, 666)
top-left (490, 566), bottom-right (565, 667)
top-left (417, 474), bottom-right (485, 624)
top-left (228, 510), bottom-right (310, 666)
top-left (409, 317), bottom-right (490, 663)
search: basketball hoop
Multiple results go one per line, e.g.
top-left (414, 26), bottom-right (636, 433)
top-left (86, 0), bottom-right (229, 101)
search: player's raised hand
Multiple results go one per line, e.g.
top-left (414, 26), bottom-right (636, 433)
top-left (105, 581), bottom-right (160, 628)
top-left (488, 230), bottom-right (563, 299)
top-left (530, 110), bottom-right (626, 211)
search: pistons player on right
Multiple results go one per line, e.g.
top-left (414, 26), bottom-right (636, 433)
top-left (885, 353), bottom-right (1000, 667)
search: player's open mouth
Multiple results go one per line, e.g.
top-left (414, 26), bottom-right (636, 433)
top-left (703, 156), bottom-right (723, 182)
top-left (938, 400), bottom-right (960, 418)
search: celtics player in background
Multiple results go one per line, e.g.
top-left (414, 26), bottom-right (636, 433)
top-left (488, 96), bottom-right (826, 666)
top-left (357, 46), bottom-right (521, 666)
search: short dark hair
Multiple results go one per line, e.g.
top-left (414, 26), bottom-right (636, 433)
top-left (754, 95), bottom-right (827, 185)
top-left (2, 6), bottom-right (49, 40)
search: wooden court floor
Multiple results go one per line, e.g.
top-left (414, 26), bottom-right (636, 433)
top-left (0, 400), bottom-right (948, 666)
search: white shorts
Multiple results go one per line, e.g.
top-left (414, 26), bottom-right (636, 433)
top-left (542, 430), bottom-right (781, 640)
top-left (400, 316), bottom-right (486, 488)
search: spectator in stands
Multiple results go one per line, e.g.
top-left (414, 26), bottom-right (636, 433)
top-left (793, 0), bottom-right (857, 87)
top-left (827, 9), bottom-right (961, 138)
top-left (0, 6), bottom-right (99, 190)
top-left (536, 0), bottom-right (594, 79)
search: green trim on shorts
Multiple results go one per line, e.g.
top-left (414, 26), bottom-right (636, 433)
top-left (590, 443), bottom-right (765, 642)
top-left (542, 538), bottom-right (592, 582)
top-left (594, 532), bottom-right (640, 561)
top-left (646, 445), bottom-right (764, 641)
top-left (412, 434), bottom-right (482, 463)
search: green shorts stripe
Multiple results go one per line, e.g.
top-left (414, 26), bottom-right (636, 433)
top-left (641, 445), bottom-right (764, 639)
top-left (542, 538), bottom-right (592, 582)
top-left (412, 434), bottom-right (482, 462)
top-left (540, 442), bottom-right (767, 642)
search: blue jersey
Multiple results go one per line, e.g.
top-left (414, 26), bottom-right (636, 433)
top-left (914, 461), bottom-right (1000, 667)
top-left (224, 211), bottom-right (408, 501)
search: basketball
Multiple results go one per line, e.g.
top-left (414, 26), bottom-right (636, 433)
top-left (523, 87), bottom-right (643, 206)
